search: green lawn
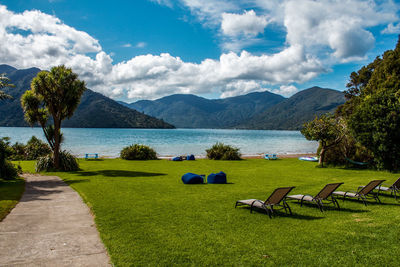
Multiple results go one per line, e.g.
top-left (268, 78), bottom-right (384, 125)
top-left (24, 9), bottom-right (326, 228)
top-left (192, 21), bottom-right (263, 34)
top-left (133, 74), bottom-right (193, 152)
top-left (19, 159), bottom-right (400, 266)
top-left (0, 177), bottom-right (25, 221)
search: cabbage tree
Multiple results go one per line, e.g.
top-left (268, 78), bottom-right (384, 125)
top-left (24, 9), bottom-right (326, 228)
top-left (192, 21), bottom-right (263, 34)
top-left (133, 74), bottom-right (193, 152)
top-left (21, 65), bottom-right (86, 169)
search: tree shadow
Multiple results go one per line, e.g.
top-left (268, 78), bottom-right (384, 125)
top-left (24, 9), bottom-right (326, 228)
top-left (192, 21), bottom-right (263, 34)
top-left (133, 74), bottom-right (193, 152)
top-left (74, 170), bottom-right (167, 178)
top-left (27, 179), bottom-right (89, 188)
top-left (19, 178), bottom-right (90, 202)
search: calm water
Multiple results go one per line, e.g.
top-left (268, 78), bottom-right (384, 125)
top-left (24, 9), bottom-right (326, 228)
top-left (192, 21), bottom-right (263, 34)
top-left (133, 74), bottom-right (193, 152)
top-left (0, 127), bottom-right (317, 158)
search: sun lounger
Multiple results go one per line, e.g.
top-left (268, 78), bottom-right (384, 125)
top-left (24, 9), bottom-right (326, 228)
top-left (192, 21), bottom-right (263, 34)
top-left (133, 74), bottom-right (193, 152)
top-left (235, 187), bottom-right (295, 218)
top-left (332, 180), bottom-right (385, 205)
top-left (287, 182), bottom-right (343, 211)
top-left (359, 177), bottom-right (400, 201)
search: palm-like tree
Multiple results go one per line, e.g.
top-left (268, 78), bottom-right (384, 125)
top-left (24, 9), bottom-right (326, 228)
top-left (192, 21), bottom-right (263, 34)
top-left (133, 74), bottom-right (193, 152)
top-left (0, 73), bottom-right (14, 100)
top-left (21, 65), bottom-right (86, 169)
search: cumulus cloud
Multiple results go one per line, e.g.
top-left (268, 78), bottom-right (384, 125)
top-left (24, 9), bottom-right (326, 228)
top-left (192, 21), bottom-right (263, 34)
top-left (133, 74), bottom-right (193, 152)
top-left (155, 0), bottom-right (399, 59)
top-left (271, 85), bottom-right (298, 97)
top-left (0, 4), bottom-right (326, 100)
top-left (1, 2), bottom-right (399, 101)
top-left (221, 10), bottom-right (268, 37)
top-left (122, 43), bottom-right (132, 48)
top-left (382, 22), bottom-right (400, 34)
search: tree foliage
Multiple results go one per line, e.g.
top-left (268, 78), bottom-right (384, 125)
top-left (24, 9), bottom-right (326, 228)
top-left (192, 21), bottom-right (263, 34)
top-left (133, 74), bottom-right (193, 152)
top-left (0, 73), bottom-right (14, 100)
top-left (0, 137), bottom-right (19, 180)
top-left (343, 38), bottom-right (400, 171)
top-left (21, 65), bottom-right (86, 169)
top-left (301, 114), bottom-right (345, 167)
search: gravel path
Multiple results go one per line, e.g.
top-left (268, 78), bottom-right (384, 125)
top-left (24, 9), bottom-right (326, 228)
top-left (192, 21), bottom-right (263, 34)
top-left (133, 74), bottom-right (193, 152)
top-left (0, 173), bottom-right (111, 266)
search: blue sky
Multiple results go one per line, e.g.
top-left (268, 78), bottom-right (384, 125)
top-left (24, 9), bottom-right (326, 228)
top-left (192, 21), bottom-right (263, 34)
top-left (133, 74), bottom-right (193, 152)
top-left (0, 0), bottom-right (399, 101)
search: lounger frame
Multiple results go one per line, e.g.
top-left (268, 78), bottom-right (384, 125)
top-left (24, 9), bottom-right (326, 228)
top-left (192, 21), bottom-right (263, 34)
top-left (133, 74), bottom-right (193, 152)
top-left (235, 187), bottom-right (295, 218)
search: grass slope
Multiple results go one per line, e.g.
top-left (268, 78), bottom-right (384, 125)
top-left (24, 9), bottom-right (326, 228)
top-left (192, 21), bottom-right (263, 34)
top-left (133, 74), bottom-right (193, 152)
top-left (20, 159), bottom-right (400, 266)
top-left (0, 178), bottom-right (25, 221)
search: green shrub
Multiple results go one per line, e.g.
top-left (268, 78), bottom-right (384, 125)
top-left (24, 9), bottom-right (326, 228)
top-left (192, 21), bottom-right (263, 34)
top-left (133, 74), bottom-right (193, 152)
top-left (36, 150), bottom-right (79, 172)
top-left (0, 137), bottom-right (19, 180)
top-left (120, 144), bottom-right (157, 160)
top-left (25, 136), bottom-right (51, 160)
top-left (10, 142), bottom-right (26, 160)
top-left (206, 142), bottom-right (241, 160)
top-left (0, 161), bottom-right (20, 180)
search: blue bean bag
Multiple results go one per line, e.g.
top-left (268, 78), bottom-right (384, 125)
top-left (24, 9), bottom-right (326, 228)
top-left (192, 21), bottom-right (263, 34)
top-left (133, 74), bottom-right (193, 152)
top-left (207, 171), bottom-right (227, 184)
top-left (182, 173), bottom-right (204, 184)
top-left (186, 154), bottom-right (195, 160)
top-left (172, 156), bottom-right (182, 161)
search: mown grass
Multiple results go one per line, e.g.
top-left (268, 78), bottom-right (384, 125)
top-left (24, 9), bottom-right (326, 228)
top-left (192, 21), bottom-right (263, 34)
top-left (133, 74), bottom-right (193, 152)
top-left (19, 159), bottom-right (400, 266)
top-left (0, 177), bottom-right (25, 221)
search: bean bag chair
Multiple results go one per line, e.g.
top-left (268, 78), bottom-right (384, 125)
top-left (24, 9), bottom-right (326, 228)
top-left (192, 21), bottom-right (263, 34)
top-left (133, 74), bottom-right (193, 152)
top-left (207, 171), bottom-right (227, 184)
top-left (186, 154), bottom-right (195, 160)
top-left (172, 156), bottom-right (182, 161)
top-left (182, 173), bottom-right (204, 184)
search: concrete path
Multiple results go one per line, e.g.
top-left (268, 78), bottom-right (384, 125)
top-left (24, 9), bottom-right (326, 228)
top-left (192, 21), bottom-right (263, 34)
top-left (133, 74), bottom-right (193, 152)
top-left (0, 174), bottom-right (111, 266)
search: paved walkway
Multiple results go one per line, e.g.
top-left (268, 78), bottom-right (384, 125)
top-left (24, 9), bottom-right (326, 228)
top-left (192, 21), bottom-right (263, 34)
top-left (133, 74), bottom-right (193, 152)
top-left (0, 174), bottom-right (111, 266)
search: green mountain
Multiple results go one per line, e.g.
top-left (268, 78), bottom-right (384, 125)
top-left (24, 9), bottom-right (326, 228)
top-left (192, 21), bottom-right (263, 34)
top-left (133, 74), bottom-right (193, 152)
top-left (0, 65), bottom-right (174, 128)
top-left (126, 91), bottom-right (286, 128)
top-left (239, 87), bottom-right (346, 130)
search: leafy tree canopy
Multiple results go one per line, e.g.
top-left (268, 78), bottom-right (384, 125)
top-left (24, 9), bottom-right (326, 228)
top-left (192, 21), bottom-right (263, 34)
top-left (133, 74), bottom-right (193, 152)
top-left (342, 37), bottom-right (400, 170)
top-left (21, 65), bottom-right (86, 169)
top-left (301, 114), bottom-right (345, 167)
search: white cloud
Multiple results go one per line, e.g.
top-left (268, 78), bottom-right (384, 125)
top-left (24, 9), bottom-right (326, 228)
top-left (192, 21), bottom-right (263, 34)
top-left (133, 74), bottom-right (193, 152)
top-left (382, 22), bottom-right (400, 34)
top-left (122, 43), bottom-right (132, 48)
top-left (0, 4), bottom-right (326, 100)
top-left (271, 85), bottom-right (298, 97)
top-left (1, 2), bottom-right (399, 101)
top-left (221, 10), bottom-right (268, 37)
top-left (136, 42), bottom-right (147, 48)
top-left (154, 0), bottom-right (399, 59)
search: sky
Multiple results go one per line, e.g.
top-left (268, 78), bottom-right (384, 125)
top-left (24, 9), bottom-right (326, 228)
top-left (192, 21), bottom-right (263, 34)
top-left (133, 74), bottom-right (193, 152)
top-left (0, 0), bottom-right (399, 102)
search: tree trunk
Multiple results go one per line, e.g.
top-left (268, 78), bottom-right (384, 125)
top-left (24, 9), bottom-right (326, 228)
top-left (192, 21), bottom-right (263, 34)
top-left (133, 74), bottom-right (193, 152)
top-left (319, 147), bottom-right (325, 167)
top-left (53, 119), bottom-right (61, 169)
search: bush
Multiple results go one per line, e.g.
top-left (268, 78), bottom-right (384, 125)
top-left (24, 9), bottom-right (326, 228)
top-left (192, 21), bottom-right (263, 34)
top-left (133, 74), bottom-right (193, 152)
top-left (206, 142), bottom-right (241, 160)
top-left (36, 150), bottom-right (79, 172)
top-left (0, 137), bottom-right (19, 180)
top-left (25, 136), bottom-right (51, 160)
top-left (120, 144), bottom-right (158, 160)
top-left (0, 161), bottom-right (20, 180)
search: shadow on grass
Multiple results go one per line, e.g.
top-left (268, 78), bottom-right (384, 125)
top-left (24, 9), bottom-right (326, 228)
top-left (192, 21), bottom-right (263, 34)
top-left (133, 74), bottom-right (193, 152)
top-left (336, 197), bottom-right (400, 206)
top-left (288, 202), bottom-right (370, 213)
top-left (74, 170), bottom-right (167, 178)
top-left (237, 207), bottom-right (324, 220)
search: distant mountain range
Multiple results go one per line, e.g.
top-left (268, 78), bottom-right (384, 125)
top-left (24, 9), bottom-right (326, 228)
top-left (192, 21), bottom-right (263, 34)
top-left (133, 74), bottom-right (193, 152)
top-left (122, 86), bottom-right (345, 130)
top-left (0, 64), bottom-right (345, 130)
top-left (0, 65), bottom-right (174, 128)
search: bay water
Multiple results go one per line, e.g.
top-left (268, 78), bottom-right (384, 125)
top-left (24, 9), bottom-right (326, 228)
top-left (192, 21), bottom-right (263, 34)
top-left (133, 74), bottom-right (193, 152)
top-left (0, 127), bottom-right (318, 158)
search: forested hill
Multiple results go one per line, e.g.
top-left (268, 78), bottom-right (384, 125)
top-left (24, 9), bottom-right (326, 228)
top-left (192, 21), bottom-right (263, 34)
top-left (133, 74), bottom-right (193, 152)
top-left (122, 87), bottom-right (345, 129)
top-left (0, 65), bottom-right (174, 128)
top-left (238, 87), bottom-right (346, 130)
top-left (125, 91), bottom-right (286, 128)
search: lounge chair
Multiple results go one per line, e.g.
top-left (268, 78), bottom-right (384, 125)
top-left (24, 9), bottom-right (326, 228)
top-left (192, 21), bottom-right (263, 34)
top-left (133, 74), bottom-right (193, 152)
top-left (286, 182), bottom-right (343, 211)
top-left (332, 180), bottom-right (385, 205)
top-left (378, 177), bottom-right (400, 200)
top-left (359, 177), bottom-right (400, 201)
top-left (235, 187), bottom-right (295, 218)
